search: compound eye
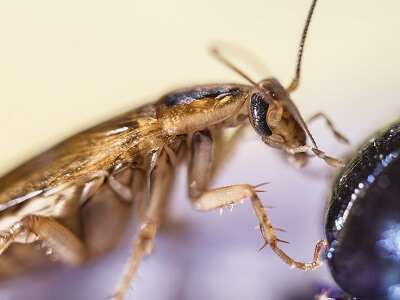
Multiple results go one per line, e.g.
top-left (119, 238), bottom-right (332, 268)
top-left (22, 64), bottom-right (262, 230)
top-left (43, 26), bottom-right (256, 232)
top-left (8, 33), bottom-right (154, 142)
top-left (249, 92), bottom-right (272, 137)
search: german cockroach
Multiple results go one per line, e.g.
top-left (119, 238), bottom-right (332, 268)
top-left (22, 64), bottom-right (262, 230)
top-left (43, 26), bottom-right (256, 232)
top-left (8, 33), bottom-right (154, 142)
top-left (0, 0), bottom-right (348, 299)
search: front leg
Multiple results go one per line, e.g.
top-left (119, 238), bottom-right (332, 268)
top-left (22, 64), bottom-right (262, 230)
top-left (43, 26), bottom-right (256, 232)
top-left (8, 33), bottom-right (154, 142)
top-left (308, 112), bottom-right (349, 145)
top-left (188, 130), bottom-right (327, 271)
top-left (263, 135), bottom-right (344, 168)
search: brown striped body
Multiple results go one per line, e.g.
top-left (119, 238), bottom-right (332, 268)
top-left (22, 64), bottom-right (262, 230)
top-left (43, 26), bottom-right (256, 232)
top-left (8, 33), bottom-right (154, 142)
top-left (0, 83), bottom-right (250, 278)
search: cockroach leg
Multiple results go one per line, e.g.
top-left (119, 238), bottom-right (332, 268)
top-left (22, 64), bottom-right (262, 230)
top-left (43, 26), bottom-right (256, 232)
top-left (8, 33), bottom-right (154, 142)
top-left (0, 223), bottom-right (25, 255)
top-left (188, 130), bottom-right (214, 199)
top-left (188, 131), bottom-right (327, 271)
top-left (192, 184), bottom-right (258, 211)
top-left (0, 216), bottom-right (87, 265)
top-left (113, 220), bottom-right (157, 300)
top-left (262, 135), bottom-right (344, 167)
top-left (108, 175), bottom-right (134, 203)
top-left (192, 184), bottom-right (327, 270)
top-left (113, 152), bottom-right (173, 300)
top-left (82, 170), bottom-right (140, 256)
top-left (307, 112), bottom-right (350, 145)
top-left (250, 193), bottom-right (328, 270)
top-left (212, 126), bottom-right (247, 177)
top-left (285, 145), bottom-right (344, 168)
top-left (164, 144), bottom-right (179, 167)
top-left (188, 127), bottom-right (246, 199)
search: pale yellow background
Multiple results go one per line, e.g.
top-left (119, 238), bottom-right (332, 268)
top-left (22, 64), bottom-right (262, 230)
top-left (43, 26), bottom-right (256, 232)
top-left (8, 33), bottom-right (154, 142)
top-left (0, 0), bottom-right (399, 299)
top-left (1, 0), bottom-right (399, 173)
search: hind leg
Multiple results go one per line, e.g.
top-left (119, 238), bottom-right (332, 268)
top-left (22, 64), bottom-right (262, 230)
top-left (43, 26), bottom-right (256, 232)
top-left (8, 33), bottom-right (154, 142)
top-left (113, 151), bottom-right (173, 300)
top-left (0, 215), bottom-right (87, 266)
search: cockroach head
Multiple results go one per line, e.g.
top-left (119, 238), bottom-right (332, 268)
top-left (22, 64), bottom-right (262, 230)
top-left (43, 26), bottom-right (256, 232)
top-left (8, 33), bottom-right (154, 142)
top-left (211, 0), bottom-right (344, 167)
top-left (248, 77), bottom-right (317, 149)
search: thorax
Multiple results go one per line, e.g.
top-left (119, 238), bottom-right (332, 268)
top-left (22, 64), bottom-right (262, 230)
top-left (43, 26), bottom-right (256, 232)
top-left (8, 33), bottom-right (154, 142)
top-left (157, 84), bottom-right (250, 135)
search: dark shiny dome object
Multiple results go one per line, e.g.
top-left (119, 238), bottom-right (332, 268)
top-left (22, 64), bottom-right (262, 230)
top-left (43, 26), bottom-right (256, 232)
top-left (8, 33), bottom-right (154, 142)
top-left (325, 122), bottom-right (400, 299)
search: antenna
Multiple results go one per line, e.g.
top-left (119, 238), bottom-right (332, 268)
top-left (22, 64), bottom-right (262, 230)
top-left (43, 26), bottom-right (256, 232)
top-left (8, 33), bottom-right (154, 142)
top-left (210, 47), bottom-right (273, 104)
top-left (210, 47), bottom-right (259, 87)
top-left (287, 0), bottom-right (318, 93)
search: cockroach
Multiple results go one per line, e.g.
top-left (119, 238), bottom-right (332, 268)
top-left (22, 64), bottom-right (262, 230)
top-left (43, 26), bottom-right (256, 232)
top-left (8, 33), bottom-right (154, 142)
top-left (0, 0), bottom-right (347, 299)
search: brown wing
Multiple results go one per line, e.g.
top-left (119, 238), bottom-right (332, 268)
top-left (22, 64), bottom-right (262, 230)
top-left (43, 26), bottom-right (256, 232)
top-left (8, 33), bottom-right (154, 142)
top-left (0, 103), bottom-right (164, 210)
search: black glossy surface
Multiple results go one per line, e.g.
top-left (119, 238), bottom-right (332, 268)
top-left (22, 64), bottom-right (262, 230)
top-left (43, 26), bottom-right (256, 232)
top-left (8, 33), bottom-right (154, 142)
top-left (326, 122), bottom-right (400, 299)
top-left (249, 92), bottom-right (272, 137)
top-left (162, 86), bottom-right (241, 107)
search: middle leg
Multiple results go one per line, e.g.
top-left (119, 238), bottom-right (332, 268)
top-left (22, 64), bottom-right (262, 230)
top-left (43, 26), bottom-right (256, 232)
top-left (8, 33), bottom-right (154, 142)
top-left (113, 151), bottom-right (174, 300)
